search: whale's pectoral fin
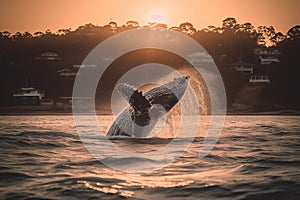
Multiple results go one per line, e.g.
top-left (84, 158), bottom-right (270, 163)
top-left (129, 90), bottom-right (151, 111)
top-left (118, 83), bottom-right (151, 111)
top-left (118, 83), bottom-right (136, 102)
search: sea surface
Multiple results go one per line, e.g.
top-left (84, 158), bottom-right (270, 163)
top-left (0, 115), bottom-right (299, 200)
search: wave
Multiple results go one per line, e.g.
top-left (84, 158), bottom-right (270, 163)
top-left (273, 131), bottom-right (300, 136)
top-left (0, 116), bottom-right (299, 199)
top-left (15, 131), bottom-right (77, 138)
top-left (0, 172), bottom-right (33, 182)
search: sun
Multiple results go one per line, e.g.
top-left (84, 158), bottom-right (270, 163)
top-left (148, 10), bottom-right (166, 24)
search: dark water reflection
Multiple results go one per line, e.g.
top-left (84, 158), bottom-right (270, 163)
top-left (0, 115), bottom-right (299, 199)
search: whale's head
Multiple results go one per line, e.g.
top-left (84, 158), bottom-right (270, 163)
top-left (144, 76), bottom-right (190, 113)
top-left (166, 76), bottom-right (190, 100)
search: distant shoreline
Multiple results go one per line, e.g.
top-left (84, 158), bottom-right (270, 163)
top-left (226, 110), bottom-right (300, 116)
top-left (1, 108), bottom-right (299, 116)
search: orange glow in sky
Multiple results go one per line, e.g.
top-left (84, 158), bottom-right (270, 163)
top-left (0, 0), bottom-right (299, 34)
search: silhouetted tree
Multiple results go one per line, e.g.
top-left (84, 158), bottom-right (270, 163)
top-left (257, 26), bottom-right (276, 46)
top-left (238, 23), bottom-right (256, 38)
top-left (0, 19), bottom-right (299, 109)
top-left (57, 28), bottom-right (71, 36)
top-left (76, 23), bottom-right (96, 32)
top-left (169, 26), bottom-right (180, 31)
top-left (12, 32), bottom-right (22, 40)
top-left (34, 31), bottom-right (44, 37)
top-left (126, 20), bottom-right (139, 29)
top-left (103, 22), bottom-right (119, 32)
top-left (272, 32), bottom-right (285, 44)
top-left (22, 32), bottom-right (33, 39)
top-left (201, 25), bottom-right (221, 33)
top-left (148, 22), bottom-right (167, 29)
top-left (222, 17), bottom-right (238, 31)
top-left (1, 31), bottom-right (11, 38)
top-left (178, 22), bottom-right (196, 34)
top-left (45, 29), bottom-right (56, 36)
top-left (287, 25), bottom-right (300, 40)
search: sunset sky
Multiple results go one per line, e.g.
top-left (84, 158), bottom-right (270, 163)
top-left (0, 0), bottom-right (299, 34)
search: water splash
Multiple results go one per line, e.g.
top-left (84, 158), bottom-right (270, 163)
top-left (110, 66), bottom-right (211, 138)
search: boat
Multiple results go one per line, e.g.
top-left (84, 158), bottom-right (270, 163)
top-left (13, 86), bottom-right (45, 105)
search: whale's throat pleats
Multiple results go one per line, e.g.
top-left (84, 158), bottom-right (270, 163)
top-left (117, 83), bottom-right (152, 127)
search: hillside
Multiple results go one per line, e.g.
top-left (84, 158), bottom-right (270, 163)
top-left (0, 18), bottom-right (299, 112)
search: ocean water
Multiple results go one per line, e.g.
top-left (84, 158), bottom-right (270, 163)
top-left (0, 115), bottom-right (299, 200)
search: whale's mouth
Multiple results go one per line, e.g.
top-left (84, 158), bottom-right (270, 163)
top-left (166, 76), bottom-right (189, 100)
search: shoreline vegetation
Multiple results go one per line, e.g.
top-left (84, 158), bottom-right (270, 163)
top-left (1, 107), bottom-right (299, 116)
top-left (0, 17), bottom-right (299, 113)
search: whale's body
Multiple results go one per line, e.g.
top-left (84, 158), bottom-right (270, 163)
top-left (107, 76), bottom-right (190, 137)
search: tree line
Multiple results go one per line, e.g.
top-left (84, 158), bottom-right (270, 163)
top-left (1, 18), bottom-right (299, 45)
top-left (0, 17), bottom-right (299, 110)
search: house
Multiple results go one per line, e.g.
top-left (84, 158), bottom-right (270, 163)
top-left (254, 48), bottom-right (268, 55)
top-left (231, 60), bottom-right (254, 74)
top-left (254, 48), bottom-right (281, 56)
top-left (259, 56), bottom-right (280, 65)
top-left (249, 75), bottom-right (271, 84)
top-left (73, 64), bottom-right (97, 68)
top-left (35, 52), bottom-right (61, 61)
top-left (57, 68), bottom-right (78, 77)
top-left (56, 97), bottom-right (93, 111)
top-left (186, 52), bottom-right (214, 67)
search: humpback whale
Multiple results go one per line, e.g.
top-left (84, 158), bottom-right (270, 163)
top-left (107, 76), bottom-right (190, 137)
